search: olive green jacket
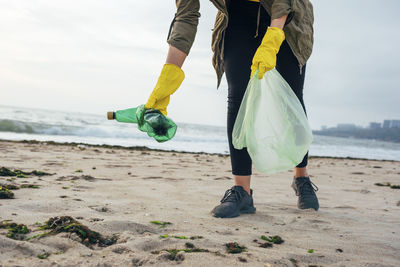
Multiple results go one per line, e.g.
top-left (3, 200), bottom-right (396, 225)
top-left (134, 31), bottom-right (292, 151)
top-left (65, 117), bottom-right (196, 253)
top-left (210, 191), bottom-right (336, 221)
top-left (167, 0), bottom-right (314, 88)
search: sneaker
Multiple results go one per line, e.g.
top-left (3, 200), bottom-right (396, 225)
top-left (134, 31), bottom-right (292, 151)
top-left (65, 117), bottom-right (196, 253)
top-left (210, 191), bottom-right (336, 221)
top-left (211, 185), bottom-right (256, 218)
top-left (291, 176), bottom-right (319, 211)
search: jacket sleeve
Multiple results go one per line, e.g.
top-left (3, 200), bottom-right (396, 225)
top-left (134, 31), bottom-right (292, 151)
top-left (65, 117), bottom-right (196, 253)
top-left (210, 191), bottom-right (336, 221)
top-left (271, 0), bottom-right (294, 25)
top-left (167, 0), bottom-right (201, 55)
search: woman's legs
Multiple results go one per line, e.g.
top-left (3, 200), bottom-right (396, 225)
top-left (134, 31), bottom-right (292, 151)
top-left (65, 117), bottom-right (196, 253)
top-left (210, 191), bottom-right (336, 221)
top-left (224, 0), bottom-right (310, 173)
top-left (224, 0), bottom-right (267, 185)
top-left (275, 39), bottom-right (310, 177)
top-left (211, 1), bottom-right (262, 218)
top-left (213, 0), bottom-right (316, 216)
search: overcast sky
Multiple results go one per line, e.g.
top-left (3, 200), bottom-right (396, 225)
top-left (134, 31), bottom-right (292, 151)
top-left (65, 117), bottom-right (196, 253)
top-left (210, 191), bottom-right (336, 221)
top-left (0, 0), bottom-right (399, 130)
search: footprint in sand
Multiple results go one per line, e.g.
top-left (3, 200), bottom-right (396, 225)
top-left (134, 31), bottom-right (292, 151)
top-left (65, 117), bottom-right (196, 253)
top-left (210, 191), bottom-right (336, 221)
top-left (104, 164), bottom-right (132, 168)
top-left (285, 253), bottom-right (338, 265)
top-left (56, 175), bottom-right (111, 182)
top-left (351, 172), bottom-right (365, 175)
top-left (42, 161), bottom-right (63, 166)
top-left (334, 205), bottom-right (356, 209)
top-left (142, 176), bottom-right (163, 180)
top-left (97, 220), bottom-right (159, 234)
top-left (307, 219), bottom-right (331, 224)
top-left (164, 178), bottom-right (181, 181)
top-left (214, 176), bottom-right (232, 180)
top-left (89, 206), bottom-right (111, 213)
top-left (360, 189), bottom-right (370, 194)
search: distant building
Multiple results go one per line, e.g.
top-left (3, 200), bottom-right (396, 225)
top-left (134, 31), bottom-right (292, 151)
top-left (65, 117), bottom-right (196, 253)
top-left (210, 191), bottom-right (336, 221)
top-left (369, 122), bottom-right (381, 129)
top-left (391, 120), bottom-right (400, 128)
top-left (337, 123), bottom-right (357, 130)
top-left (321, 125), bottom-right (327, 130)
top-left (383, 120), bottom-right (391, 128)
top-left (382, 119), bottom-right (400, 128)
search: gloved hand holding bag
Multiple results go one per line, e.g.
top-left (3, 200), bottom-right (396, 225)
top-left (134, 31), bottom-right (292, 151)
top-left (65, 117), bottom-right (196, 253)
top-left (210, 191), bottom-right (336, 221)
top-left (251, 27), bottom-right (285, 79)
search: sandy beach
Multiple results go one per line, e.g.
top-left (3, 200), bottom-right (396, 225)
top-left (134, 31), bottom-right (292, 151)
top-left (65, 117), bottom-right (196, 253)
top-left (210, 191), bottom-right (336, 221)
top-left (0, 139), bottom-right (399, 266)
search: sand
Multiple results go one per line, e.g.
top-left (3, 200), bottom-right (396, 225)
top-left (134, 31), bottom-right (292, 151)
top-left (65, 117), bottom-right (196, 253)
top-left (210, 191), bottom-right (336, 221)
top-left (0, 140), bottom-right (399, 267)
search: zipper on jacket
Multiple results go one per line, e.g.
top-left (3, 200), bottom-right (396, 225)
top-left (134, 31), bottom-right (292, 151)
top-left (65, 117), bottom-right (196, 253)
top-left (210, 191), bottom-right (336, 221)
top-left (299, 64), bottom-right (303, 75)
top-left (254, 3), bottom-right (261, 38)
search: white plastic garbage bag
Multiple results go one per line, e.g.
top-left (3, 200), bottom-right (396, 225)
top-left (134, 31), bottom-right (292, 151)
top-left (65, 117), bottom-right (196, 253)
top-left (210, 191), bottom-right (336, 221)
top-left (232, 68), bottom-right (313, 174)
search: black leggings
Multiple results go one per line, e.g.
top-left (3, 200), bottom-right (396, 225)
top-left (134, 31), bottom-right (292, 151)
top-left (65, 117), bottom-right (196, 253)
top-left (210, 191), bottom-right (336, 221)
top-left (224, 0), bottom-right (308, 176)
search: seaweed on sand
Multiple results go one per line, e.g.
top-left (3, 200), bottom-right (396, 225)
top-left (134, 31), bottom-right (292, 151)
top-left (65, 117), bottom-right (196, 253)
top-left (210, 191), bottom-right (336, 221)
top-left (374, 182), bottom-right (400, 189)
top-left (40, 216), bottom-right (117, 248)
top-left (0, 186), bottom-right (14, 199)
top-left (152, 246), bottom-right (210, 261)
top-left (167, 248), bottom-right (209, 260)
top-left (0, 167), bottom-right (15, 176)
top-left (0, 167), bottom-right (52, 177)
top-left (185, 242), bottom-right (195, 248)
top-left (253, 235), bottom-right (284, 248)
top-left (225, 242), bottom-right (247, 254)
top-left (37, 252), bottom-right (50, 259)
top-left (260, 235), bottom-right (284, 244)
top-left (20, 184), bottom-right (40, 189)
top-left (0, 183), bottom-right (19, 190)
top-left (159, 234), bottom-right (204, 239)
top-left (0, 220), bottom-right (30, 240)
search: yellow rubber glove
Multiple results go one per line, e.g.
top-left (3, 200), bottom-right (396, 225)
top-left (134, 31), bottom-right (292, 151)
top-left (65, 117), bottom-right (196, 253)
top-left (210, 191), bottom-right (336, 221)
top-left (145, 63), bottom-right (185, 116)
top-left (250, 27), bottom-right (285, 79)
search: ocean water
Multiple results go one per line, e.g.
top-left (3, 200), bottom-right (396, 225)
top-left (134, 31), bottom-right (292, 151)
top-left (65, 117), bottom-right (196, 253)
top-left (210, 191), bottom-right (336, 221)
top-left (0, 105), bottom-right (399, 161)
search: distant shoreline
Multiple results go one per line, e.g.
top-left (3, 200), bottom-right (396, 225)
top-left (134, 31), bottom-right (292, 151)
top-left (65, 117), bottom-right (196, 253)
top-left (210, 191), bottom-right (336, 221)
top-left (2, 139), bottom-right (398, 162)
top-left (313, 128), bottom-right (400, 143)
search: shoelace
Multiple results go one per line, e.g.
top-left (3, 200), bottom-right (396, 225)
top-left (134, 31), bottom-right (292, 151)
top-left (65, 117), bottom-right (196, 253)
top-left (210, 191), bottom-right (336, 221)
top-left (220, 187), bottom-right (244, 203)
top-left (295, 180), bottom-right (319, 196)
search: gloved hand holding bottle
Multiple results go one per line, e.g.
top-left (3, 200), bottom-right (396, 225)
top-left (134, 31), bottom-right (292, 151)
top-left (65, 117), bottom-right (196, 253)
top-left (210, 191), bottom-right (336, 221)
top-left (145, 63), bottom-right (185, 116)
top-left (250, 27), bottom-right (285, 79)
top-left (108, 47), bottom-right (187, 142)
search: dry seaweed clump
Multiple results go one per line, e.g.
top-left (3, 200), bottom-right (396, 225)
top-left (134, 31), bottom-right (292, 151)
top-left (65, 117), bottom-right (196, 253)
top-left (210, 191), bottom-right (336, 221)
top-left (0, 167), bottom-right (52, 177)
top-left (20, 184), bottom-right (40, 189)
top-left (41, 216), bottom-right (117, 248)
top-left (0, 183), bottom-right (19, 190)
top-left (261, 235), bottom-right (284, 244)
top-left (159, 234), bottom-right (204, 240)
top-left (254, 235), bottom-right (285, 248)
top-left (152, 243), bottom-right (210, 261)
top-left (0, 220), bottom-right (30, 240)
top-left (225, 242), bottom-right (247, 254)
top-left (166, 248), bottom-right (209, 260)
top-left (0, 186), bottom-right (14, 199)
top-left (374, 182), bottom-right (400, 189)
top-left (37, 252), bottom-right (50, 259)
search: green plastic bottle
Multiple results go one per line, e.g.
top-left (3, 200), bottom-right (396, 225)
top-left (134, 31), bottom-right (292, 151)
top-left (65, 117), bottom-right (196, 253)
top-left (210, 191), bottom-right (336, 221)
top-left (107, 105), bottom-right (177, 143)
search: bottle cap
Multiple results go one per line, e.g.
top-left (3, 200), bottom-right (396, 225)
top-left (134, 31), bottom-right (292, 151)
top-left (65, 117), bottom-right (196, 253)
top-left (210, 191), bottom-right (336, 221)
top-left (107, 112), bottom-right (115, 120)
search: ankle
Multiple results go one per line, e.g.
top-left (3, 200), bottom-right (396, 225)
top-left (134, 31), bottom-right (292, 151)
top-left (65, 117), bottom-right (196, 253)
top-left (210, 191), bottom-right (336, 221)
top-left (294, 167), bottom-right (308, 178)
top-left (233, 175), bottom-right (251, 195)
top-left (234, 184), bottom-right (251, 195)
top-left (294, 175), bottom-right (309, 179)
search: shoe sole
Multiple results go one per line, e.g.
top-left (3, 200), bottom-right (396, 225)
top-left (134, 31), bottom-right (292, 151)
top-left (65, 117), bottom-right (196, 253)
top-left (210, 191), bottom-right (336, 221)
top-left (212, 206), bottom-right (256, 218)
top-left (298, 205), bottom-right (319, 211)
top-left (240, 206), bottom-right (256, 214)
